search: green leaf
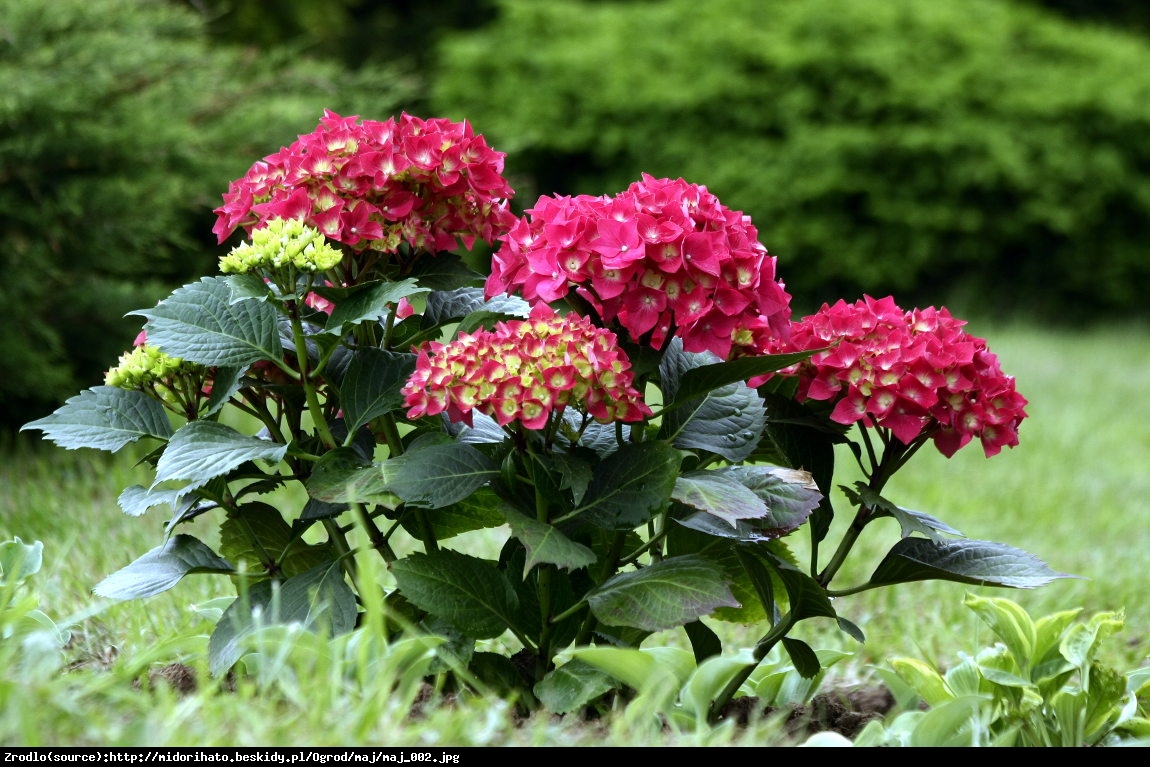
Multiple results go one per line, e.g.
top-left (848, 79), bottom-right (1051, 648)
top-left (424, 286), bottom-right (530, 327)
top-left (567, 646), bottom-right (696, 695)
top-left (338, 348), bottom-right (415, 434)
top-left (208, 561), bottom-right (357, 677)
top-left (845, 483), bottom-right (963, 542)
top-left (671, 350), bottom-right (818, 404)
top-left (663, 379), bottom-right (765, 463)
top-left (21, 386), bottom-right (173, 451)
top-left (93, 534), bottom-right (234, 600)
top-left (868, 538), bottom-right (1078, 589)
top-left (962, 593), bottom-right (1038, 671)
top-left (390, 550), bottom-right (520, 639)
top-left (399, 487), bottom-right (507, 541)
top-left (500, 505), bottom-right (597, 577)
top-left (219, 502), bottom-right (336, 578)
top-left (889, 657), bottom-right (957, 708)
top-left (153, 420), bottom-right (288, 489)
top-left (383, 443), bottom-right (498, 509)
top-left (680, 648), bottom-right (756, 718)
top-left (576, 441), bottom-right (681, 529)
top-left (0, 537), bottom-right (44, 583)
top-left (319, 279), bottom-right (427, 333)
top-left (131, 277), bottom-right (282, 367)
top-left (672, 472), bottom-right (767, 527)
top-left (587, 554), bottom-right (739, 632)
top-left (534, 659), bottom-right (618, 714)
top-left (306, 448), bottom-right (396, 507)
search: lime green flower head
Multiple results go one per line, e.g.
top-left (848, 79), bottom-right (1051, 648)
top-left (104, 344), bottom-right (193, 390)
top-left (219, 217), bottom-right (343, 275)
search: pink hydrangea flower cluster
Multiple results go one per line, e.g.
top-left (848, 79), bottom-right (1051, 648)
top-left (755, 295), bottom-right (1028, 458)
top-left (212, 110), bottom-right (517, 255)
top-left (402, 304), bottom-right (653, 431)
top-left (485, 173), bottom-right (792, 360)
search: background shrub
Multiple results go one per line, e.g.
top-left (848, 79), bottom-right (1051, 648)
top-left (430, 0), bottom-right (1150, 320)
top-left (0, 0), bottom-right (417, 427)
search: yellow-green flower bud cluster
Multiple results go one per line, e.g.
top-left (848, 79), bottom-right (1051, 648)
top-left (104, 345), bottom-right (194, 390)
top-left (219, 217), bottom-right (342, 274)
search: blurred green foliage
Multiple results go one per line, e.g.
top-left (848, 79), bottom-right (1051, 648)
top-left (0, 0), bottom-right (417, 427)
top-left (430, 0), bottom-right (1150, 319)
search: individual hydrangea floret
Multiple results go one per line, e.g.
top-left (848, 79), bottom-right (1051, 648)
top-left (484, 173), bottom-right (792, 360)
top-left (219, 217), bottom-right (343, 274)
top-left (213, 111), bottom-right (517, 256)
top-left (402, 303), bottom-right (653, 430)
top-left (754, 295), bottom-right (1028, 458)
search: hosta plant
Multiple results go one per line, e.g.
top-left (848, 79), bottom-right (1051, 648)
top-left (856, 594), bottom-right (1150, 747)
top-left (23, 110), bottom-right (1073, 718)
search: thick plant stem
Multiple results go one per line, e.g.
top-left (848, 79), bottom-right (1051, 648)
top-left (288, 312), bottom-right (336, 450)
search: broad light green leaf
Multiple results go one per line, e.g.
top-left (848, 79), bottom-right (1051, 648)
top-left (962, 593), bottom-right (1038, 669)
top-left (319, 279), bottom-right (427, 333)
top-left (390, 550), bottom-right (520, 639)
top-left (568, 646), bottom-right (696, 694)
top-left (868, 538), bottom-right (1078, 589)
top-left (384, 443), bottom-right (498, 509)
top-left (0, 537), bottom-right (44, 583)
top-left (534, 659), bottom-right (618, 715)
top-left (587, 554), bottom-right (739, 632)
top-left (94, 534), bottom-right (234, 600)
top-left (153, 421), bottom-right (288, 488)
top-left (208, 562), bottom-right (356, 677)
top-left (576, 441), bottom-right (680, 529)
top-left (118, 485), bottom-right (185, 517)
top-left (672, 472), bottom-right (767, 527)
top-left (21, 386), bottom-right (172, 451)
top-left (338, 348), bottom-right (415, 434)
top-left (500, 505), bottom-right (597, 577)
top-left (131, 277), bottom-right (282, 367)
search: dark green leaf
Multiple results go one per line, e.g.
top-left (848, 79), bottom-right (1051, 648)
top-left (306, 447), bottom-right (396, 507)
top-left (587, 554), bottom-right (739, 632)
top-left (219, 501), bottom-right (336, 578)
top-left (319, 279), bottom-right (427, 333)
top-left (424, 286), bottom-right (530, 327)
top-left (338, 348), bottom-right (416, 434)
top-left (845, 482), bottom-right (963, 542)
top-left (781, 637), bottom-right (822, 678)
top-left (672, 351), bottom-right (819, 404)
top-left (399, 487), bottom-right (507, 541)
top-left (390, 550), bottom-right (520, 639)
top-left (868, 538), bottom-right (1079, 589)
top-left (208, 561), bottom-right (357, 676)
top-left (500, 505), bottom-right (597, 577)
top-left (153, 420), bottom-right (288, 488)
top-left (534, 659), bottom-right (618, 714)
top-left (21, 386), bottom-right (172, 451)
top-left (93, 534), bottom-right (234, 600)
top-left (131, 277), bottom-right (282, 367)
top-left (577, 441), bottom-right (681, 529)
top-left (383, 443), bottom-right (498, 509)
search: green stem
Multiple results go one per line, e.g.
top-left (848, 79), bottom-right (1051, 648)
top-left (288, 311), bottom-right (336, 450)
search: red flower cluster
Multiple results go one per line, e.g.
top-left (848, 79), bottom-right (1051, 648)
top-left (485, 173), bottom-right (792, 360)
top-left (755, 295), bottom-right (1028, 458)
top-left (212, 111), bottom-right (516, 254)
top-left (402, 304), bottom-right (653, 430)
